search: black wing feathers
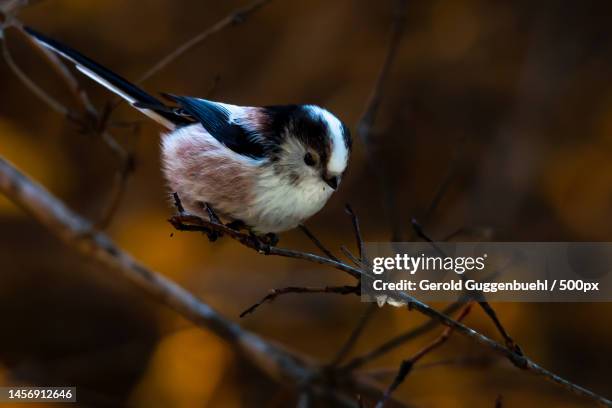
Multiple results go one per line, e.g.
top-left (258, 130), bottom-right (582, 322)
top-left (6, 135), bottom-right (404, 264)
top-left (163, 95), bottom-right (266, 159)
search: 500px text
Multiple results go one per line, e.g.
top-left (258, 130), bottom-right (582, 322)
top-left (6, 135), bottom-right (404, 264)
top-left (372, 279), bottom-right (599, 293)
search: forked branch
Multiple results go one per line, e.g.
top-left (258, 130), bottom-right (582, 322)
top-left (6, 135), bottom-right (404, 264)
top-left (167, 200), bottom-right (612, 407)
top-left (0, 157), bottom-right (405, 408)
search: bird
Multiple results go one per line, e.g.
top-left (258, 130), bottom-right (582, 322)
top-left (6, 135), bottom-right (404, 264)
top-left (23, 27), bottom-right (352, 237)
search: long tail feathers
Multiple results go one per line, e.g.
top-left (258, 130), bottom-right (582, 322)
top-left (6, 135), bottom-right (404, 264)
top-left (24, 26), bottom-right (185, 129)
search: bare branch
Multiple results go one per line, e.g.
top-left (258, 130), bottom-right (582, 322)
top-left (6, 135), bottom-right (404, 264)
top-left (355, 0), bottom-right (522, 380)
top-left (360, 355), bottom-right (498, 378)
top-left (2, 21), bottom-right (133, 228)
top-left (94, 155), bottom-right (134, 229)
top-left (345, 204), bottom-right (365, 262)
top-left (0, 157), bottom-right (300, 379)
top-left (1, 34), bottom-right (71, 117)
top-left (355, 0), bottom-right (409, 242)
top-left (170, 212), bottom-right (362, 279)
top-left (410, 218), bottom-right (522, 354)
top-left (421, 141), bottom-right (464, 224)
top-left (340, 245), bottom-right (364, 268)
top-left (376, 304), bottom-right (473, 408)
top-left (341, 302), bottom-right (465, 371)
top-left (1, 151), bottom-right (610, 406)
top-left (442, 225), bottom-right (493, 242)
top-left (388, 288), bottom-right (612, 406)
top-left (240, 285), bottom-right (358, 318)
top-left (16, 25), bottom-right (98, 119)
top-left (329, 303), bottom-right (377, 367)
top-left (5, 2), bottom-right (598, 406)
top-left (0, 156), bottom-right (407, 408)
top-left (356, 0), bottom-right (408, 143)
top-left (136, 0), bottom-right (272, 84)
top-left (171, 211), bottom-right (612, 407)
top-left (299, 224), bottom-right (341, 263)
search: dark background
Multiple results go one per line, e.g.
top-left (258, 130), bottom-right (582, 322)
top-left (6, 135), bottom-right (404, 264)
top-left (1, 0), bottom-right (612, 406)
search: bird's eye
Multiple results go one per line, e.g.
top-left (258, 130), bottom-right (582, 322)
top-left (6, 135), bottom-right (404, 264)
top-left (304, 152), bottom-right (316, 166)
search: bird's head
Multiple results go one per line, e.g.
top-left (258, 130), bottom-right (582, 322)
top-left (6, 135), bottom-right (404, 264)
top-left (264, 105), bottom-right (352, 191)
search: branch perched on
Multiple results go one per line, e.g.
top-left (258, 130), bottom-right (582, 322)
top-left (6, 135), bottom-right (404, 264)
top-left (0, 156), bottom-right (406, 408)
top-left (167, 197), bottom-right (612, 407)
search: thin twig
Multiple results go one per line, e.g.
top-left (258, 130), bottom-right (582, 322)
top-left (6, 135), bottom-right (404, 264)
top-left (360, 355), bottom-right (498, 378)
top-left (375, 304), bottom-right (473, 408)
top-left (0, 156), bottom-right (308, 381)
top-left (136, 0), bottom-right (272, 84)
top-left (0, 156), bottom-right (401, 408)
top-left (345, 204), bottom-right (365, 262)
top-left (171, 210), bottom-right (612, 407)
top-left (4, 22), bottom-right (133, 228)
top-left (340, 245), bottom-right (363, 268)
top-left (329, 303), bottom-right (377, 367)
top-left (355, 138), bottom-right (464, 361)
top-left (17, 25), bottom-right (98, 119)
top-left (95, 155), bottom-right (134, 229)
top-left (299, 224), bottom-right (341, 262)
top-left (410, 218), bottom-right (522, 354)
top-left (240, 285), bottom-right (358, 318)
top-left (479, 301), bottom-right (522, 353)
top-left (341, 302), bottom-right (464, 371)
top-left (356, 0), bottom-right (409, 242)
top-left (2, 153), bottom-right (610, 406)
top-left (442, 225), bottom-right (493, 242)
top-left (170, 212), bottom-right (362, 279)
top-left (1, 34), bottom-right (70, 117)
top-left (421, 140), bottom-right (464, 224)
top-left (8, 21), bottom-right (133, 161)
top-left (356, 0), bottom-right (408, 143)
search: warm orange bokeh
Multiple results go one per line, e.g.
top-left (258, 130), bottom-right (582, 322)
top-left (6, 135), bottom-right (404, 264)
top-left (1, 0), bottom-right (611, 407)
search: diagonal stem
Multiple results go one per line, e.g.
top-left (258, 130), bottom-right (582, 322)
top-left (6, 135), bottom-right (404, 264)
top-left (329, 303), bottom-right (377, 367)
top-left (376, 304), bottom-right (473, 408)
top-left (240, 285), bottom-right (358, 318)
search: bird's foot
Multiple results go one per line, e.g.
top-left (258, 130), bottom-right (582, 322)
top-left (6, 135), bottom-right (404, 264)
top-left (248, 231), bottom-right (269, 254)
top-left (248, 232), bottom-right (279, 254)
top-left (204, 229), bottom-right (220, 242)
top-left (201, 202), bottom-right (223, 241)
top-left (262, 233), bottom-right (279, 247)
top-left (226, 219), bottom-right (247, 231)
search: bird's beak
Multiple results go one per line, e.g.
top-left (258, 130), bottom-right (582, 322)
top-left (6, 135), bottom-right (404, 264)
top-left (323, 175), bottom-right (339, 190)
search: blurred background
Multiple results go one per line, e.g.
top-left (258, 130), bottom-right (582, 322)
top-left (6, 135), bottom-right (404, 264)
top-left (1, 0), bottom-right (612, 406)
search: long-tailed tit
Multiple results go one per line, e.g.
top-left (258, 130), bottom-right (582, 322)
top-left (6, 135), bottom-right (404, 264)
top-left (24, 27), bottom-right (352, 235)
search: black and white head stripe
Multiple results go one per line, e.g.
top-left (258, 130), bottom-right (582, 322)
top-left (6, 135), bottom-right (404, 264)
top-left (304, 105), bottom-right (351, 174)
top-left (261, 104), bottom-right (351, 172)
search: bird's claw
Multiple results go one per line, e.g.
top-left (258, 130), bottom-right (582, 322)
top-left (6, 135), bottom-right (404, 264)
top-left (263, 233), bottom-right (279, 247)
top-left (226, 219), bottom-right (246, 231)
top-left (204, 229), bottom-right (220, 242)
top-left (248, 232), bottom-right (279, 254)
